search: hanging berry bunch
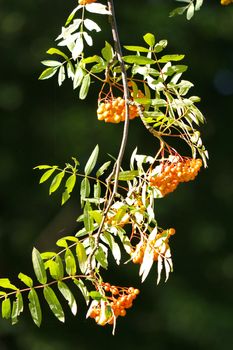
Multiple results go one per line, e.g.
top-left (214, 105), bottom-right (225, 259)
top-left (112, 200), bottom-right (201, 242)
top-left (0, 0), bottom-right (213, 335)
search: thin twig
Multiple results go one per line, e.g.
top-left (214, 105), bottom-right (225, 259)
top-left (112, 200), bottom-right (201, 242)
top-left (87, 0), bottom-right (130, 272)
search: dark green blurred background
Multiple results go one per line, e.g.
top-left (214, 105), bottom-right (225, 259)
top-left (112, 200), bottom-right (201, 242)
top-left (0, 0), bottom-right (233, 349)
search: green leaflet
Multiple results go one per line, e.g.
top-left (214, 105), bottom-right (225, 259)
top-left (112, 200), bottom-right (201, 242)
top-left (62, 173), bottom-right (76, 205)
top-left (101, 41), bottom-right (114, 62)
top-left (80, 176), bottom-right (90, 206)
top-left (2, 298), bottom-right (11, 319)
top-left (124, 45), bottom-right (150, 53)
top-left (96, 161), bottom-right (111, 178)
top-left (101, 232), bottom-right (121, 265)
top-left (45, 260), bottom-right (63, 281)
top-left (0, 278), bottom-right (18, 290)
top-left (123, 55), bottom-right (156, 65)
top-left (157, 54), bottom-right (185, 63)
top-left (84, 145), bottom-right (99, 176)
top-left (73, 279), bottom-right (89, 305)
top-left (49, 171), bottom-right (65, 195)
top-left (38, 67), bottom-right (59, 80)
top-left (32, 248), bottom-right (47, 285)
top-left (18, 272), bottom-right (33, 288)
top-left (79, 73), bottom-right (91, 100)
top-left (95, 245), bottom-right (108, 269)
top-left (118, 170), bottom-right (139, 181)
top-left (39, 167), bottom-right (58, 184)
top-left (89, 291), bottom-right (103, 301)
top-left (76, 240), bottom-right (87, 274)
top-left (83, 201), bottom-right (94, 233)
top-left (143, 33), bottom-right (155, 47)
top-left (57, 281), bottom-right (77, 316)
top-left (11, 292), bottom-right (23, 325)
top-left (28, 289), bottom-right (42, 327)
top-left (65, 248), bottom-right (77, 276)
top-left (43, 286), bottom-right (65, 323)
top-left (46, 47), bottom-right (69, 60)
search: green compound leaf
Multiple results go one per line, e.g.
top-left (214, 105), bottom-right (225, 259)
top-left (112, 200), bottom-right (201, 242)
top-left (84, 144), bottom-right (99, 176)
top-left (58, 281), bottom-right (77, 316)
top-left (18, 272), bottom-right (33, 288)
top-left (143, 33), bottom-right (155, 46)
top-left (11, 292), bottom-right (24, 325)
top-left (28, 288), bottom-right (42, 327)
top-left (2, 298), bottom-right (11, 319)
top-left (32, 248), bottom-right (47, 285)
top-left (43, 286), bottom-right (65, 323)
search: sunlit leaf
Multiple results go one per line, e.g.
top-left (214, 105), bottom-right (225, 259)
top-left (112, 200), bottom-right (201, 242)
top-left (11, 292), bottom-right (23, 325)
top-left (85, 3), bottom-right (110, 15)
top-left (96, 161), bottom-right (111, 178)
top-left (46, 48), bottom-right (68, 61)
top-left (79, 73), bottom-right (91, 100)
top-left (123, 55), bottom-right (155, 65)
top-left (58, 281), bottom-right (77, 316)
top-left (84, 145), bottom-right (99, 176)
top-left (101, 41), bottom-right (114, 62)
top-left (0, 278), bottom-right (18, 290)
top-left (76, 241), bottom-right (87, 274)
top-left (43, 286), bottom-right (65, 322)
top-left (38, 67), bottom-right (58, 80)
top-left (28, 288), bottom-right (42, 327)
top-left (49, 171), bottom-right (65, 195)
top-left (2, 298), bottom-right (11, 319)
top-left (65, 248), bottom-right (77, 276)
top-left (73, 278), bottom-right (90, 305)
top-left (32, 247), bottom-right (47, 285)
top-left (143, 33), bottom-right (155, 47)
top-left (39, 167), bottom-right (57, 184)
top-left (18, 272), bottom-right (33, 288)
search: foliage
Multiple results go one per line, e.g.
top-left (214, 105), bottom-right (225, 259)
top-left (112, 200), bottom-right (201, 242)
top-left (0, 0), bottom-right (220, 335)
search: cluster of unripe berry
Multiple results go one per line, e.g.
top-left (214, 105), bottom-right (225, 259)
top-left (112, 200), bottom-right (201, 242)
top-left (78, 0), bottom-right (97, 5)
top-left (149, 158), bottom-right (202, 196)
top-left (131, 228), bottom-right (175, 264)
top-left (88, 283), bottom-right (140, 326)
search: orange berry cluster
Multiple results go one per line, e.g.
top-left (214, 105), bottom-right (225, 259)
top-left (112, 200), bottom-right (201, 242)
top-left (221, 0), bottom-right (233, 5)
top-left (97, 97), bottom-right (139, 123)
top-left (79, 0), bottom-right (97, 5)
top-left (89, 283), bottom-right (140, 326)
top-left (131, 228), bottom-right (175, 264)
top-left (149, 158), bottom-right (202, 196)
